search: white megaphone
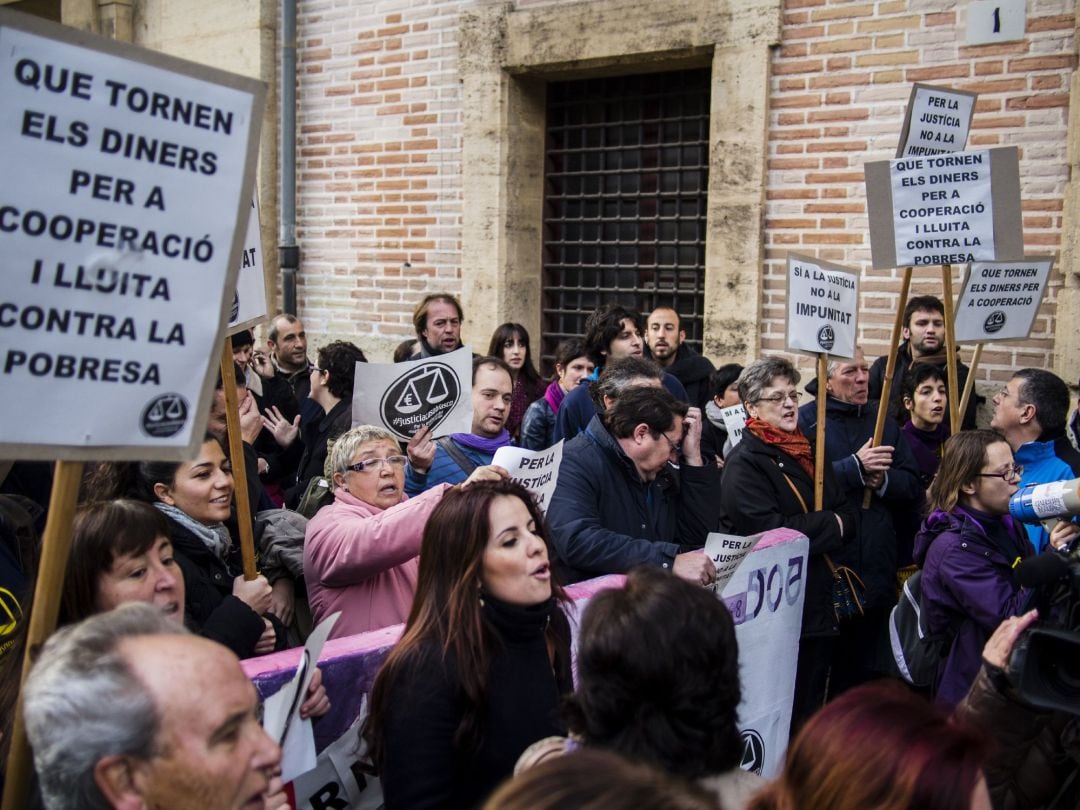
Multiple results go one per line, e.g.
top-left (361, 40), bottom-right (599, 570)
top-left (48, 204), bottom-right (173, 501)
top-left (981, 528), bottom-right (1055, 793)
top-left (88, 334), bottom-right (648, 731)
top-left (1009, 478), bottom-right (1080, 532)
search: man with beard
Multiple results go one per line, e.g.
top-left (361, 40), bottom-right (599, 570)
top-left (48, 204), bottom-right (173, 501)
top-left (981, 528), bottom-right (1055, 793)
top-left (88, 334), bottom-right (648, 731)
top-left (407, 293), bottom-right (465, 359)
top-left (868, 296), bottom-right (978, 429)
top-left (646, 307), bottom-right (715, 410)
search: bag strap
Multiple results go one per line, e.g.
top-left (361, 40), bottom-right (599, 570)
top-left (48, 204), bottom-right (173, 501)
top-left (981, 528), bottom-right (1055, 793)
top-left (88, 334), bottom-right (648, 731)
top-left (776, 460), bottom-right (844, 573)
top-left (436, 436), bottom-right (479, 477)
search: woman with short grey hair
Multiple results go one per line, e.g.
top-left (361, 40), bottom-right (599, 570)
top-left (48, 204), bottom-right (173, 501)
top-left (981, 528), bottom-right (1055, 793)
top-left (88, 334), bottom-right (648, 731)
top-left (304, 424), bottom-right (505, 639)
top-left (719, 356), bottom-right (856, 732)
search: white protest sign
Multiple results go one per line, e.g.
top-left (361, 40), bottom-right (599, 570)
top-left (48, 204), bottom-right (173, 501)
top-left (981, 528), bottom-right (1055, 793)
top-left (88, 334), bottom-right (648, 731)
top-left (896, 83), bottom-right (977, 158)
top-left (492, 441), bottom-right (563, 513)
top-left (785, 254), bottom-right (858, 358)
top-left (723, 535), bottom-right (808, 778)
top-left (351, 347), bottom-right (473, 440)
top-left (0, 11), bottom-right (264, 461)
top-left (865, 147), bottom-right (1023, 271)
top-left (954, 258), bottom-right (1053, 342)
top-left (721, 404), bottom-right (746, 448)
top-left (706, 531), bottom-right (762, 595)
top-left (227, 194), bottom-right (270, 335)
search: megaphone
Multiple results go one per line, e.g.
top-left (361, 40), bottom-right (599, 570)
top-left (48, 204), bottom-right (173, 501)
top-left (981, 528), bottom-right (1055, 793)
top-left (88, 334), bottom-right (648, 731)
top-left (1009, 478), bottom-right (1080, 533)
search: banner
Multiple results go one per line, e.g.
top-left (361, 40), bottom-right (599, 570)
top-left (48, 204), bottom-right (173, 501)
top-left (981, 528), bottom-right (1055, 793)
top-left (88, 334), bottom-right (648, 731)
top-left (865, 147), bottom-right (1023, 270)
top-left (351, 347), bottom-right (473, 440)
top-left (785, 253), bottom-right (858, 358)
top-left (492, 441), bottom-right (563, 513)
top-left (953, 258), bottom-right (1053, 342)
top-left (227, 194), bottom-right (271, 336)
top-left (0, 10), bottom-right (264, 460)
top-left (895, 83), bottom-right (977, 158)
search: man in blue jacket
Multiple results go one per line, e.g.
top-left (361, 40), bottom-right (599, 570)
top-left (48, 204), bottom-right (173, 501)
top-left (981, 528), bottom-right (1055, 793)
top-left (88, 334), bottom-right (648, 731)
top-left (990, 367), bottom-right (1080, 552)
top-left (547, 386), bottom-right (719, 584)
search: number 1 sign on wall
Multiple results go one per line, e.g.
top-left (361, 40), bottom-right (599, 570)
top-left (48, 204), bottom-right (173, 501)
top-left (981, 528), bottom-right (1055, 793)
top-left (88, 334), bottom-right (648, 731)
top-left (967, 0), bottom-right (1026, 45)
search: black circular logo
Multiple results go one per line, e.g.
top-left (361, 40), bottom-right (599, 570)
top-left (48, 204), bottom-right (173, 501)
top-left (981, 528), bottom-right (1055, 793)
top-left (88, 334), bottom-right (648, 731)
top-left (380, 362), bottom-right (461, 440)
top-left (984, 310), bottom-right (1006, 334)
top-left (816, 324), bottom-right (835, 351)
top-left (740, 729), bottom-right (765, 775)
top-left (140, 393), bottom-right (189, 438)
top-left (229, 290), bottom-right (240, 323)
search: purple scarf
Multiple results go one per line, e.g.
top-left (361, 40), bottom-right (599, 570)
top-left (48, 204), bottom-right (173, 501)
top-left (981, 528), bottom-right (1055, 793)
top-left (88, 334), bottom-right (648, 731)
top-left (451, 429), bottom-right (512, 454)
top-left (543, 380), bottom-right (565, 415)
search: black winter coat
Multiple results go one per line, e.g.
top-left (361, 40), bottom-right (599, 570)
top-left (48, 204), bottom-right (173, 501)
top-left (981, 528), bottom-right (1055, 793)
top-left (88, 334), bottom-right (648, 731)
top-left (798, 387), bottom-right (924, 609)
top-left (868, 341), bottom-right (979, 429)
top-left (718, 430), bottom-right (855, 637)
top-left (284, 398), bottom-right (353, 508)
top-left (165, 515), bottom-right (266, 659)
top-left (547, 415), bottom-right (721, 582)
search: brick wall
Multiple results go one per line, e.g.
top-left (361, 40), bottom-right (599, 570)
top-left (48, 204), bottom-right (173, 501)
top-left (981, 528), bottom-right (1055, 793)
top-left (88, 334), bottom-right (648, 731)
top-left (294, 0), bottom-right (1077, 377)
top-left (765, 0), bottom-right (1076, 388)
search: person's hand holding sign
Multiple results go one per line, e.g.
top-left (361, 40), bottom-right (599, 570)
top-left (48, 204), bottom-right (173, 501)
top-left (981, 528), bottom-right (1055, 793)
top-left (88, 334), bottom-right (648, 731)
top-left (261, 405), bottom-right (300, 449)
top-left (407, 423), bottom-right (436, 474)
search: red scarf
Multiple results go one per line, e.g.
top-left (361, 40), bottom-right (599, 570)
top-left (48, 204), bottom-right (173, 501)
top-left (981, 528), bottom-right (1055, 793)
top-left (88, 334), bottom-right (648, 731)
top-left (745, 416), bottom-right (815, 479)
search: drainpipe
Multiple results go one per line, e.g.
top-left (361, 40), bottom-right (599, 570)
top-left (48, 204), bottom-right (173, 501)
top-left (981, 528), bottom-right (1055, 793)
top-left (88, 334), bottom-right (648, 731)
top-left (279, 0), bottom-right (299, 314)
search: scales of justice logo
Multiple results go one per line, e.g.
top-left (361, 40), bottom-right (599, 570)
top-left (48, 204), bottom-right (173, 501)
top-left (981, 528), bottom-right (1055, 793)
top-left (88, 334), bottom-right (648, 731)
top-left (140, 393), bottom-right (189, 438)
top-left (380, 362), bottom-right (462, 439)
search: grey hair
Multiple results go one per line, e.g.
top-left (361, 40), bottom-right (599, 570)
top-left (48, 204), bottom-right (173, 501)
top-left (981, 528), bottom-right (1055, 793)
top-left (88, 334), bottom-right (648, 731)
top-left (330, 425), bottom-right (400, 477)
top-left (737, 357), bottom-right (801, 404)
top-left (826, 346), bottom-right (863, 378)
top-left (23, 604), bottom-right (186, 810)
top-left (589, 356), bottom-right (663, 411)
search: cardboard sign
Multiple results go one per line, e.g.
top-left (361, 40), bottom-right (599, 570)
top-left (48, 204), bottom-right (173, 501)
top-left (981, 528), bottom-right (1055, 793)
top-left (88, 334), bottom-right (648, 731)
top-left (954, 258), bottom-right (1053, 342)
top-left (0, 11), bottom-right (264, 460)
top-left (351, 347), bottom-right (473, 440)
top-left (865, 147), bottom-right (1023, 270)
top-left (492, 441), bottom-right (563, 513)
top-left (896, 83), bottom-right (977, 158)
top-left (785, 254), bottom-right (859, 358)
top-left (721, 404), bottom-right (746, 448)
top-left (721, 535), bottom-right (808, 777)
top-left (705, 531), bottom-right (763, 595)
top-left (227, 194), bottom-right (270, 336)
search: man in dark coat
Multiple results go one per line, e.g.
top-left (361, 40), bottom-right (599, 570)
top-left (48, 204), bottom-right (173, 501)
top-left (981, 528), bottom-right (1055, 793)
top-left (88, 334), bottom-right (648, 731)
top-left (547, 386), bottom-right (719, 585)
top-left (646, 306), bottom-right (715, 410)
top-left (798, 348), bottom-right (923, 696)
top-left (868, 295), bottom-right (979, 429)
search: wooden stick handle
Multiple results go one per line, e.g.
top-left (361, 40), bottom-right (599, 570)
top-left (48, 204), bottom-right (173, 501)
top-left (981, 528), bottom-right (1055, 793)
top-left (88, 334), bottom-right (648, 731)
top-left (2, 460), bottom-right (84, 810)
top-left (864, 266), bottom-right (913, 508)
top-left (941, 263), bottom-right (961, 434)
top-left (220, 343), bottom-right (258, 580)
top-left (815, 353), bottom-right (827, 512)
top-left (959, 343), bottom-right (983, 423)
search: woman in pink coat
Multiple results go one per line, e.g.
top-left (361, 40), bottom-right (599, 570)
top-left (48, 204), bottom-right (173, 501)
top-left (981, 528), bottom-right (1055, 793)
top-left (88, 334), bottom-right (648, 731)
top-left (305, 424), bottom-right (505, 638)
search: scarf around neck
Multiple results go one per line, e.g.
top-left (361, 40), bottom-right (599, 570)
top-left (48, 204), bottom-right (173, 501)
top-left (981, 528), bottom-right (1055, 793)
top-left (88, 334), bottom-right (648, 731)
top-left (154, 502), bottom-right (232, 560)
top-left (745, 416), bottom-right (814, 479)
top-left (543, 379), bottom-right (566, 414)
top-left (451, 429), bottom-right (512, 455)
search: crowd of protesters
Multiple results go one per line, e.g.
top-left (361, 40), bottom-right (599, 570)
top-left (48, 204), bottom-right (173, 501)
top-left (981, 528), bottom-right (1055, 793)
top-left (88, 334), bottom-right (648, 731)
top-left (2, 291), bottom-right (1079, 809)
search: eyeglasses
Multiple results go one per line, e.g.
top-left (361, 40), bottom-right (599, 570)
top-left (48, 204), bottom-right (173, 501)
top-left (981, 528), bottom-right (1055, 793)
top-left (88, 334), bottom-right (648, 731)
top-left (345, 455), bottom-right (408, 474)
top-left (656, 431), bottom-right (682, 456)
top-left (756, 391), bottom-right (801, 405)
top-left (976, 465), bottom-right (1024, 483)
top-left (311, 366), bottom-right (327, 375)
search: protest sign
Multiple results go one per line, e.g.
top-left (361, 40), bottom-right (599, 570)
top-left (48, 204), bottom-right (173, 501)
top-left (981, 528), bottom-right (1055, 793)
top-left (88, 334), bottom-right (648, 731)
top-left (227, 194), bottom-right (271, 336)
top-left (0, 10), bottom-right (264, 460)
top-left (720, 534), bottom-right (808, 777)
top-left (865, 147), bottom-right (1023, 271)
top-left (706, 531), bottom-right (763, 595)
top-left (351, 347), bottom-right (473, 440)
top-left (896, 83), bottom-right (977, 158)
top-left (785, 253), bottom-right (859, 358)
top-left (492, 441), bottom-right (563, 513)
top-left (954, 258), bottom-right (1053, 342)
top-left (721, 404), bottom-right (746, 449)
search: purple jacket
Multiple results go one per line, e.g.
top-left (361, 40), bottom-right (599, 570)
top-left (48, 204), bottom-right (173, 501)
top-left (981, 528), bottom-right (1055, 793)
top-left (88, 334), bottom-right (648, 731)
top-left (913, 507), bottom-right (1032, 708)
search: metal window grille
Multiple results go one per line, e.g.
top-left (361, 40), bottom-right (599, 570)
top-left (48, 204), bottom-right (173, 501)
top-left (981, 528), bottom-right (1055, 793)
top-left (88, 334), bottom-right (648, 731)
top-left (541, 68), bottom-right (710, 370)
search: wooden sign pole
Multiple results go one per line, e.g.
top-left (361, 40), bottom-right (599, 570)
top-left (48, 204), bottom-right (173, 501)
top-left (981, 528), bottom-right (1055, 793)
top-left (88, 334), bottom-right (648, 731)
top-left (940, 263), bottom-right (962, 433)
top-left (2, 461), bottom-right (84, 810)
top-left (959, 342), bottom-right (984, 422)
top-left (815, 353), bottom-right (827, 511)
top-left (219, 342), bottom-right (258, 580)
top-left (865, 266), bottom-right (913, 508)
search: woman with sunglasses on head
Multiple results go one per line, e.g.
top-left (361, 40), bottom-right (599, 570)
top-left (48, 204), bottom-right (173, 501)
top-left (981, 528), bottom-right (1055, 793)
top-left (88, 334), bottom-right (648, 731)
top-left (914, 429), bottom-right (1078, 707)
top-left (718, 357), bottom-right (855, 731)
top-left (304, 425), bottom-right (507, 639)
